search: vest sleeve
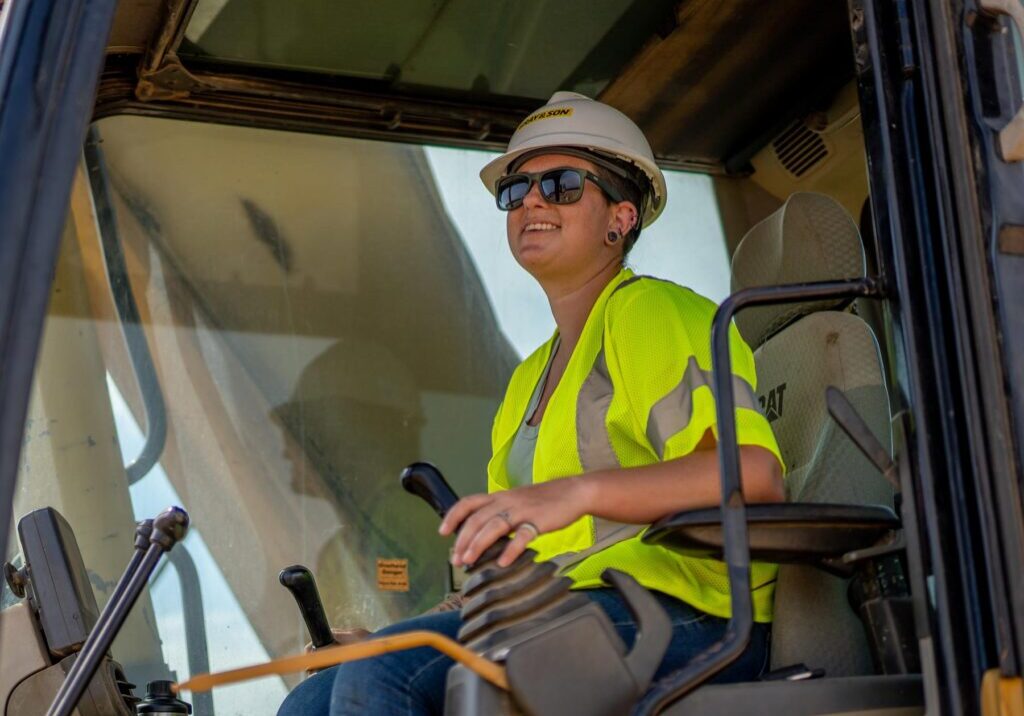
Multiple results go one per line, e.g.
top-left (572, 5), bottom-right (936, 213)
top-left (605, 282), bottom-right (783, 467)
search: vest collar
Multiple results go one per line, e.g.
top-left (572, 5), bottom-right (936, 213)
top-left (537, 266), bottom-right (636, 364)
top-left (490, 267), bottom-right (635, 487)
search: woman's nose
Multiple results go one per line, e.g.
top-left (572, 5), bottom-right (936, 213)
top-left (521, 180), bottom-right (548, 209)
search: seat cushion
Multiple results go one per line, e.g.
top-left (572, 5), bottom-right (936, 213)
top-left (731, 192), bottom-right (866, 347)
top-left (753, 310), bottom-right (894, 675)
top-left (754, 311), bottom-right (891, 504)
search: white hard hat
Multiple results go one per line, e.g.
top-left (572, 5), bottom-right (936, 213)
top-left (480, 91), bottom-right (667, 226)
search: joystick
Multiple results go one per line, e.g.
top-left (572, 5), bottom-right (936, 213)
top-left (279, 565), bottom-right (337, 649)
top-left (399, 462), bottom-right (460, 519)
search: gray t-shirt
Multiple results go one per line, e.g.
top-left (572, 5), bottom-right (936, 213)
top-left (505, 340), bottom-right (558, 487)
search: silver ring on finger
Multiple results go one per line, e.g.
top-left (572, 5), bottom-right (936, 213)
top-left (495, 510), bottom-right (513, 527)
top-left (516, 521), bottom-right (540, 539)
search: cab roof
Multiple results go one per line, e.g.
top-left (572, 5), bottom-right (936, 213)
top-left (102, 0), bottom-right (854, 173)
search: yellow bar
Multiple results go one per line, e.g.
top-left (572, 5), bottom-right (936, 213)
top-left (981, 669), bottom-right (1024, 716)
top-left (173, 631), bottom-right (508, 694)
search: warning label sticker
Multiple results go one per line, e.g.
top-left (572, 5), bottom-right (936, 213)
top-left (376, 558), bottom-right (410, 592)
top-left (517, 107), bottom-right (574, 130)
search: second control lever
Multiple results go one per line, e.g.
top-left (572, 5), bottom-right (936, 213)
top-left (279, 565), bottom-right (338, 649)
top-left (399, 462), bottom-right (460, 519)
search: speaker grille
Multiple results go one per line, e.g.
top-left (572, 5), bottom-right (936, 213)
top-left (773, 121), bottom-right (829, 177)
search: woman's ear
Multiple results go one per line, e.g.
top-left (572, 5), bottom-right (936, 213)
top-left (612, 201), bottom-right (639, 236)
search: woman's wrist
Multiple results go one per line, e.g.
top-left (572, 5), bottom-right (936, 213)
top-left (570, 472), bottom-right (604, 517)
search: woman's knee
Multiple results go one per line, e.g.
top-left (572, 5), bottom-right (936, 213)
top-left (330, 657), bottom-right (391, 708)
top-left (277, 665), bottom-right (339, 716)
top-left (329, 611), bottom-right (462, 715)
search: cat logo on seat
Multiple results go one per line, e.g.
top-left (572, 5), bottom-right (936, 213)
top-left (758, 383), bottom-right (788, 422)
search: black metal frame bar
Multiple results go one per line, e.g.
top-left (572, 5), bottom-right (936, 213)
top-left (634, 277), bottom-right (883, 715)
top-left (927, 0), bottom-right (1024, 677)
top-left (852, 0), bottom-right (1024, 707)
top-left (89, 68), bottom-right (725, 175)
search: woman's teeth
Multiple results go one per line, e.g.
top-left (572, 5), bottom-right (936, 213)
top-left (525, 223), bottom-right (559, 232)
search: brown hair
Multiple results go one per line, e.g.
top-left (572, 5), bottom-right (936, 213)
top-left (592, 162), bottom-right (647, 257)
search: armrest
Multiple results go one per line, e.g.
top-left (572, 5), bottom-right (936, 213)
top-left (641, 503), bottom-right (900, 564)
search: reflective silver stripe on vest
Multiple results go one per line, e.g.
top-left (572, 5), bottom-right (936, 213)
top-left (646, 355), bottom-right (758, 459)
top-left (550, 518), bottom-right (645, 573)
top-left (566, 343), bottom-right (639, 572)
top-left (576, 349), bottom-right (618, 473)
top-left (573, 275), bottom-right (645, 473)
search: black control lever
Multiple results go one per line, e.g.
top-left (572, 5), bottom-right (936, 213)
top-left (279, 565), bottom-right (337, 649)
top-left (47, 507), bottom-right (189, 716)
top-left (400, 462), bottom-right (460, 519)
top-left (401, 462), bottom-right (516, 570)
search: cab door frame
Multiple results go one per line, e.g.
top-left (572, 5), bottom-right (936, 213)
top-left (853, 0), bottom-right (1024, 711)
top-left (0, 0), bottom-right (119, 566)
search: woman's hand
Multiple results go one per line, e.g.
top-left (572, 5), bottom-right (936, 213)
top-left (304, 627), bottom-right (372, 672)
top-left (438, 478), bottom-right (592, 568)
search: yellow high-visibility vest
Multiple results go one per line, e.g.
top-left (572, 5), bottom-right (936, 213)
top-left (487, 268), bottom-right (784, 622)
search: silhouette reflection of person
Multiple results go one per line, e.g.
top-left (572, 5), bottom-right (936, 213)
top-left (273, 339), bottom-right (447, 627)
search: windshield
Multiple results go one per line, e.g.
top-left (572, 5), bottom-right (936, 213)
top-left (5, 114), bottom-right (729, 714)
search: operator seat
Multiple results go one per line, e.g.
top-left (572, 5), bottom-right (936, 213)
top-left (662, 192), bottom-right (921, 715)
top-left (734, 191), bottom-right (894, 677)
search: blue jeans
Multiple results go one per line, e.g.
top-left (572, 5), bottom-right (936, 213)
top-left (277, 589), bottom-right (770, 716)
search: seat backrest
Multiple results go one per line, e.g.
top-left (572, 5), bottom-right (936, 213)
top-left (730, 192), bottom-right (894, 677)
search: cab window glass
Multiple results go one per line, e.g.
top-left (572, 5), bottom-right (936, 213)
top-left (5, 115), bottom-right (727, 711)
top-left (182, 0), bottom-right (677, 102)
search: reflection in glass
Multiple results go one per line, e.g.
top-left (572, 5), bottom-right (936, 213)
top-left (6, 113), bottom-right (728, 711)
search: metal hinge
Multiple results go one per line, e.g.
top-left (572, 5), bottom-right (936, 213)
top-left (135, 0), bottom-right (204, 101)
top-left (982, 670), bottom-right (1024, 716)
top-left (136, 54), bottom-right (206, 101)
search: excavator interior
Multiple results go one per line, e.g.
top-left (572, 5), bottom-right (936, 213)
top-left (0, 0), bottom-right (932, 714)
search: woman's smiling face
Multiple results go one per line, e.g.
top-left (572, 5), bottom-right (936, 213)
top-left (505, 153), bottom-right (619, 283)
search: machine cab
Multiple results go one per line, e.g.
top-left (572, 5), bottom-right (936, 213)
top-left (0, 0), bottom-right (1023, 713)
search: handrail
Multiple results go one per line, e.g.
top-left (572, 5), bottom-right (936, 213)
top-left (173, 630), bottom-right (509, 694)
top-left (166, 545), bottom-right (214, 716)
top-left (633, 277), bottom-right (884, 715)
top-left (83, 126), bottom-right (168, 484)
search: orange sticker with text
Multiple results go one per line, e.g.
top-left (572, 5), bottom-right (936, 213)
top-left (377, 558), bottom-right (410, 592)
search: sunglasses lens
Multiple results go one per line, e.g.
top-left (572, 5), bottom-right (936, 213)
top-left (540, 169), bottom-right (583, 204)
top-left (497, 169), bottom-right (587, 209)
top-left (497, 176), bottom-right (531, 210)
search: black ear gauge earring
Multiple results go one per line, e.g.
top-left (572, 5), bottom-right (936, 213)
top-left (607, 230), bottom-right (620, 244)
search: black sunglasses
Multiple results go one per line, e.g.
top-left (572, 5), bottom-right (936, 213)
top-left (495, 167), bottom-right (624, 211)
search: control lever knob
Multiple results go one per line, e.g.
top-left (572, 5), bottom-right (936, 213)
top-left (400, 462), bottom-right (459, 519)
top-left (279, 565), bottom-right (337, 649)
top-left (137, 680), bottom-right (191, 714)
